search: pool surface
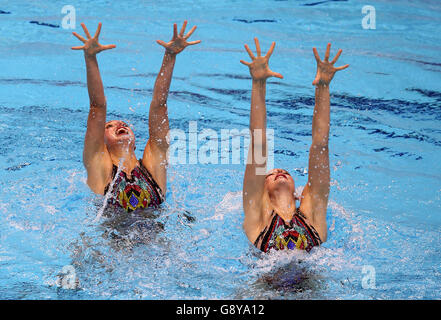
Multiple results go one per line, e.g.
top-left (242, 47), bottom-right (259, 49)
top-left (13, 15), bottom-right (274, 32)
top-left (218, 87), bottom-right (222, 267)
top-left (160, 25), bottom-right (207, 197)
top-left (0, 0), bottom-right (440, 299)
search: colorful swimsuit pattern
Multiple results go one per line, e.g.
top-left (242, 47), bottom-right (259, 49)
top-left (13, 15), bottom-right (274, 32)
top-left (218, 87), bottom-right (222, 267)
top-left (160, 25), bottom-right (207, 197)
top-left (104, 160), bottom-right (164, 212)
top-left (254, 208), bottom-right (322, 253)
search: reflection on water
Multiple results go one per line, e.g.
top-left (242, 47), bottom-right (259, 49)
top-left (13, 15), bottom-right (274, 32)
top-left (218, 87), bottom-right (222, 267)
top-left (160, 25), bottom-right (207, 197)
top-left (230, 245), bottom-right (331, 299)
top-left (258, 261), bottom-right (324, 295)
top-left (235, 260), bottom-right (326, 299)
top-left (99, 209), bottom-right (165, 252)
top-left (97, 207), bottom-right (196, 252)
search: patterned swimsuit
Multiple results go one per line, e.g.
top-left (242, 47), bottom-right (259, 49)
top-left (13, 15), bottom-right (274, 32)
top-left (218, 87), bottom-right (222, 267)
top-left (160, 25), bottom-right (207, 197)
top-left (104, 160), bottom-right (164, 212)
top-left (254, 208), bottom-right (322, 253)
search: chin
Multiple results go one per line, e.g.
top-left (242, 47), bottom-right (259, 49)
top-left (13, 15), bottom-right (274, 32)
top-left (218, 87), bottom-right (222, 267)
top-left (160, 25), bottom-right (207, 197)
top-left (274, 178), bottom-right (291, 186)
top-left (273, 181), bottom-right (294, 192)
top-left (116, 136), bottom-right (135, 144)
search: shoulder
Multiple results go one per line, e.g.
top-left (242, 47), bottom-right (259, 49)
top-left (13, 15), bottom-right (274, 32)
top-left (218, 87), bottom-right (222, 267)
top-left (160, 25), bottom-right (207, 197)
top-left (84, 153), bottom-right (114, 195)
top-left (243, 203), bottom-right (274, 245)
top-left (299, 183), bottom-right (314, 220)
top-left (298, 183), bottom-right (328, 242)
top-left (141, 144), bottom-right (167, 193)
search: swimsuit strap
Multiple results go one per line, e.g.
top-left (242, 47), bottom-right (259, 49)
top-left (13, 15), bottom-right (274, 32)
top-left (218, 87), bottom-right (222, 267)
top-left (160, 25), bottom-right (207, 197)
top-left (254, 211), bottom-right (279, 252)
top-left (293, 207), bottom-right (322, 246)
top-left (103, 164), bottom-right (119, 194)
top-left (254, 228), bottom-right (266, 248)
top-left (295, 207), bottom-right (307, 220)
top-left (137, 159), bottom-right (165, 202)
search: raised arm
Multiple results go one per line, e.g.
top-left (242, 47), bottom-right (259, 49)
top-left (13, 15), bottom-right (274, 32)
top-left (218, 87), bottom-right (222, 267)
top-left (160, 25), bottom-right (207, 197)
top-left (241, 38), bottom-right (283, 236)
top-left (142, 21), bottom-right (200, 194)
top-left (299, 43), bottom-right (349, 241)
top-left (72, 23), bottom-right (116, 193)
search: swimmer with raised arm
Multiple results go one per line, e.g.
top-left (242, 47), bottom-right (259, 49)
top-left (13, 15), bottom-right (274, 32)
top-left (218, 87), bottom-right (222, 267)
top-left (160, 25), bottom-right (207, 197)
top-left (72, 21), bottom-right (200, 212)
top-left (241, 39), bottom-right (349, 252)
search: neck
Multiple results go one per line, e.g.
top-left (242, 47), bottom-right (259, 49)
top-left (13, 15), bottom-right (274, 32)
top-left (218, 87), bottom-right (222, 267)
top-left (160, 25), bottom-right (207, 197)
top-left (269, 191), bottom-right (296, 222)
top-left (109, 147), bottom-right (138, 173)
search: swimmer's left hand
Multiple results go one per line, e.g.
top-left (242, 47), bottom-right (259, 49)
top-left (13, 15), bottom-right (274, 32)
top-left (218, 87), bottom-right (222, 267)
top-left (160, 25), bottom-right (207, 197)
top-left (156, 20), bottom-right (201, 55)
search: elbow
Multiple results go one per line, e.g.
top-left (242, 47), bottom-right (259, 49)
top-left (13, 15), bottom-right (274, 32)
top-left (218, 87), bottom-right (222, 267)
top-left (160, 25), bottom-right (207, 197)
top-left (90, 102), bottom-right (107, 109)
top-left (152, 136), bottom-right (170, 152)
top-left (311, 131), bottom-right (329, 148)
top-left (157, 141), bottom-right (170, 153)
top-left (150, 99), bottom-right (167, 110)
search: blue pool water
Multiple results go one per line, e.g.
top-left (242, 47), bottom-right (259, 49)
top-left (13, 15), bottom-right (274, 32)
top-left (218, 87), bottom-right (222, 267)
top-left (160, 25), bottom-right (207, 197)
top-left (0, 0), bottom-right (440, 299)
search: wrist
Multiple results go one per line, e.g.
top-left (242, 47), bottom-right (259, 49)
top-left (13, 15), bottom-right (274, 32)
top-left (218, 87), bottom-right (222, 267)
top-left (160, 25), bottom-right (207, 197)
top-left (252, 78), bottom-right (266, 86)
top-left (315, 83), bottom-right (329, 90)
top-left (84, 52), bottom-right (97, 60)
top-left (164, 50), bottom-right (177, 58)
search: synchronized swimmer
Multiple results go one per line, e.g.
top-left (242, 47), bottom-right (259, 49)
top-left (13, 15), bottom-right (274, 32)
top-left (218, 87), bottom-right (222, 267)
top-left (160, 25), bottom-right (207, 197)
top-left (72, 21), bottom-right (200, 212)
top-left (240, 39), bottom-right (348, 252)
top-left (72, 21), bottom-right (348, 253)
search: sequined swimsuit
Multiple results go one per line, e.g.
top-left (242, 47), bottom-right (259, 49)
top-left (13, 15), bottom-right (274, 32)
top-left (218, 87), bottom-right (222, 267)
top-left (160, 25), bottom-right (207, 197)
top-left (104, 160), bottom-right (164, 212)
top-left (254, 208), bottom-right (322, 253)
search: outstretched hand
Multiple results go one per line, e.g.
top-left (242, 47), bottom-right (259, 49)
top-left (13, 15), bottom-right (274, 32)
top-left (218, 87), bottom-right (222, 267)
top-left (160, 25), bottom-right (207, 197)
top-left (312, 43), bottom-right (349, 86)
top-left (157, 21), bottom-right (201, 55)
top-left (72, 23), bottom-right (116, 56)
top-left (240, 38), bottom-right (283, 81)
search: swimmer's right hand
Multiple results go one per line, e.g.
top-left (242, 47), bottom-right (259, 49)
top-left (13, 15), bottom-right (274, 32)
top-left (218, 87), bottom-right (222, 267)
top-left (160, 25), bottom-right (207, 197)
top-left (71, 23), bottom-right (116, 57)
top-left (240, 38), bottom-right (283, 81)
top-left (312, 43), bottom-right (349, 86)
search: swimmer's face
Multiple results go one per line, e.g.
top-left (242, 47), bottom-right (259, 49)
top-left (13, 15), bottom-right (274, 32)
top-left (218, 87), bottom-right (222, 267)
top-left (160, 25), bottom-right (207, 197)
top-left (104, 120), bottom-right (135, 149)
top-left (264, 168), bottom-right (295, 196)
